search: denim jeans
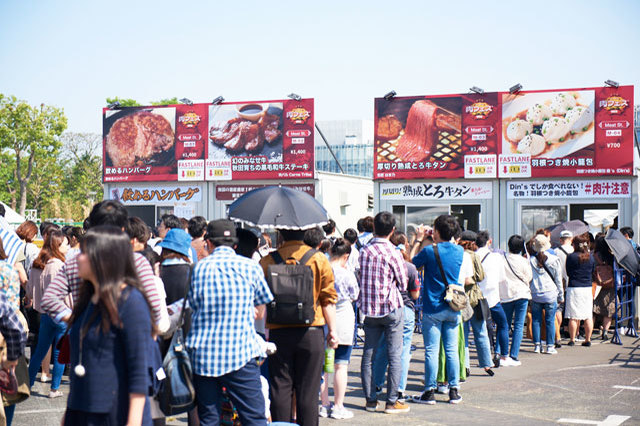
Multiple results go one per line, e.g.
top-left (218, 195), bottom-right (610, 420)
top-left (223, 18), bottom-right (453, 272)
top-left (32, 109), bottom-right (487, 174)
top-left (463, 313), bottom-right (493, 368)
top-left (490, 303), bottom-right (509, 357)
top-left (501, 299), bottom-right (529, 360)
top-left (422, 308), bottom-right (460, 391)
top-left (372, 306), bottom-right (416, 393)
top-left (360, 307), bottom-right (404, 403)
top-left (194, 359), bottom-right (267, 426)
top-left (28, 314), bottom-right (67, 390)
top-left (530, 301), bottom-right (557, 346)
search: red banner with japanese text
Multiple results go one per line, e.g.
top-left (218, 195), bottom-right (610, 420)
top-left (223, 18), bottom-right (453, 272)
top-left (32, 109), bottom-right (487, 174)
top-left (103, 99), bottom-right (314, 182)
top-left (374, 85), bottom-right (634, 180)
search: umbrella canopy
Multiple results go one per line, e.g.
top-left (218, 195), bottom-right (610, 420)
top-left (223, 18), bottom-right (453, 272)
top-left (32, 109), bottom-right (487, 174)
top-left (604, 228), bottom-right (639, 276)
top-left (228, 186), bottom-right (329, 230)
top-left (548, 220), bottom-right (589, 247)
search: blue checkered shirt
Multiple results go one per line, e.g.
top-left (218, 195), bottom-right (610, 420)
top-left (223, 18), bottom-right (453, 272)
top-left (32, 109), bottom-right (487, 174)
top-left (186, 246), bottom-right (273, 377)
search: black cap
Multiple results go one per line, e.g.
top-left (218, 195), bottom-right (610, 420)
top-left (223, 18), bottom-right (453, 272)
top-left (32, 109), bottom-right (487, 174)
top-left (205, 219), bottom-right (237, 241)
top-left (459, 230), bottom-right (477, 242)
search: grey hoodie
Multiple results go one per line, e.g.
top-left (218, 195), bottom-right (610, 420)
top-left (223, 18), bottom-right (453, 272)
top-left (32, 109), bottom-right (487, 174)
top-left (529, 252), bottom-right (564, 304)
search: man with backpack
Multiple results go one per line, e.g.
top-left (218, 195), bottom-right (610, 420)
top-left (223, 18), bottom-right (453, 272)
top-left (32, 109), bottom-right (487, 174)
top-left (259, 229), bottom-right (338, 426)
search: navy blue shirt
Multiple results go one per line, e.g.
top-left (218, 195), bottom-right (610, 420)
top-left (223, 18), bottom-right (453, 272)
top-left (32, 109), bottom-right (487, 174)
top-left (566, 252), bottom-right (595, 288)
top-left (412, 242), bottom-right (463, 314)
top-left (67, 287), bottom-right (152, 424)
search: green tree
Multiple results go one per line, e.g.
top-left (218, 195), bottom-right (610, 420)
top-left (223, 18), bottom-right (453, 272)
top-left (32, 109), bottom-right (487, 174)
top-left (150, 97), bottom-right (179, 106)
top-left (59, 132), bottom-right (103, 216)
top-left (105, 97), bottom-right (141, 107)
top-left (0, 95), bottom-right (67, 215)
top-left (0, 150), bottom-right (18, 209)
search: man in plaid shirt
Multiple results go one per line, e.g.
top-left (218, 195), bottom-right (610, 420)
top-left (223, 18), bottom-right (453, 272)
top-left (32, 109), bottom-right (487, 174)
top-left (187, 220), bottom-right (273, 425)
top-left (358, 211), bottom-right (410, 414)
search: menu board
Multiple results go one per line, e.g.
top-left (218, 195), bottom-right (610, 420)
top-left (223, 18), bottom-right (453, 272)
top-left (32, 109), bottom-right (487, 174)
top-left (103, 99), bottom-right (314, 182)
top-left (374, 86), bottom-right (634, 180)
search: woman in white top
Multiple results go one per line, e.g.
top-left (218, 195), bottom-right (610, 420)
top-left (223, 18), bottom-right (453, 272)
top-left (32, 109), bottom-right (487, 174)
top-left (320, 238), bottom-right (359, 420)
top-left (500, 235), bottom-right (533, 363)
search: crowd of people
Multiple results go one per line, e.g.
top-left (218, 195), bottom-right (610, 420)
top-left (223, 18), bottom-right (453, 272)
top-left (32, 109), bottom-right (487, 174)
top-left (0, 201), bottom-right (627, 425)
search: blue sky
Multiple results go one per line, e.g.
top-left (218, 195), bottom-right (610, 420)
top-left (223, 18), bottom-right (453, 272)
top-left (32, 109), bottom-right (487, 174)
top-left (1, 0), bottom-right (638, 133)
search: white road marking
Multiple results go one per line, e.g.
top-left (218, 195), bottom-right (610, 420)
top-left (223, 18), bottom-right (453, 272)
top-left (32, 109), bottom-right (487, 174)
top-left (15, 408), bottom-right (65, 414)
top-left (558, 415), bottom-right (631, 425)
top-left (557, 363), bottom-right (624, 371)
top-left (612, 385), bottom-right (640, 391)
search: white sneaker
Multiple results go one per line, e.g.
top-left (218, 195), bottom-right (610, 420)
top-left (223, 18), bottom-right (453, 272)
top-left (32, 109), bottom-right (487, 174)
top-left (534, 343), bottom-right (541, 353)
top-left (319, 405), bottom-right (329, 418)
top-left (546, 346), bottom-right (558, 355)
top-left (508, 357), bottom-right (521, 366)
top-left (330, 406), bottom-right (354, 420)
top-left (40, 373), bottom-right (51, 383)
top-left (500, 357), bottom-right (520, 367)
top-left (48, 390), bottom-right (63, 399)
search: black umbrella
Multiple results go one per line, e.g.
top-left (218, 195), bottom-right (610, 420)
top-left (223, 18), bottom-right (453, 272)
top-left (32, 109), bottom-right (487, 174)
top-left (604, 228), bottom-right (639, 276)
top-left (548, 220), bottom-right (590, 247)
top-left (228, 185), bottom-right (329, 230)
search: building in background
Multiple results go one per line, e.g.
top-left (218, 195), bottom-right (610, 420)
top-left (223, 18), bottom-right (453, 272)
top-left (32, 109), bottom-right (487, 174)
top-left (315, 120), bottom-right (374, 178)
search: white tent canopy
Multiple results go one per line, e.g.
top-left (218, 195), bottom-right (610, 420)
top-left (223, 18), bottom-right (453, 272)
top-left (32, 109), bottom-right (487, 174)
top-left (0, 202), bottom-right (25, 227)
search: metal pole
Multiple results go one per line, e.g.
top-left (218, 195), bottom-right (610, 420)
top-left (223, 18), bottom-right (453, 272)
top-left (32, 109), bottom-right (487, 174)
top-left (315, 122), bottom-right (345, 175)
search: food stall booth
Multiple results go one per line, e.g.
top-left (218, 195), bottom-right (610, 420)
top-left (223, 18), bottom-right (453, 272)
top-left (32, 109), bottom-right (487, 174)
top-left (102, 98), bottom-right (373, 231)
top-left (373, 85), bottom-right (636, 249)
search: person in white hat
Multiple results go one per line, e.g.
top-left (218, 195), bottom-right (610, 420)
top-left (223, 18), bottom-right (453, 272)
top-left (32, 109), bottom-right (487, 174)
top-left (553, 230), bottom-right (574, 346)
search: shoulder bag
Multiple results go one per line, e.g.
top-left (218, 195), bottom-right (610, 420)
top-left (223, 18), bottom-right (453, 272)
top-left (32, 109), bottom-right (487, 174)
top-left (434, 245), bottom-right (468, 312)
top-left (593, 254), bottom-right (614, 289)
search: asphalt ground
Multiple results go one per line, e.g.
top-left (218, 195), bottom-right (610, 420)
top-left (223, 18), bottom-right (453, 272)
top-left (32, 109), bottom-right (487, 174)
top-left (13, 331), bottom-right (640, 426)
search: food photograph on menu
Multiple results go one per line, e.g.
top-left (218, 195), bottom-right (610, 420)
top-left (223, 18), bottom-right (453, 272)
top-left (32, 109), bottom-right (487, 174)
top-left (501, 90), bottom-right (595, 159)
top-left (375, 96), bottom-right (463, 178)
top-left (103, 107), bottom-right (178, 181)
top-left (208, 102), bottom-right (284, 162)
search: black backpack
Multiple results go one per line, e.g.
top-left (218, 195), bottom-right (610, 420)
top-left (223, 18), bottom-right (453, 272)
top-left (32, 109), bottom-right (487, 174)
top-left (266, 249), bottom-right (317, 325)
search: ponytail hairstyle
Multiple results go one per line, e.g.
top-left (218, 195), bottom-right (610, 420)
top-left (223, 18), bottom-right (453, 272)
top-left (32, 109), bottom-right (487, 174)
top-left (527, 238), bottom-right (548, 267)
top-left (571, 234), bottom-right (591, 264)
top-left (329, 238), bottom-right (351, 259)
top-left (32, 229), bottom-right (67, 270)
top-left (69, 226), bottom-right (156, 335)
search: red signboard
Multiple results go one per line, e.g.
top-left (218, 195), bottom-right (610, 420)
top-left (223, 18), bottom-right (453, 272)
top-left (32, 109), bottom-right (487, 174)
top-left (215, 183), bottom-right (315, 201)
top-left (374, 86), bottom-right (634, 180)
top-left (103, 99), bottom-right (314, 182)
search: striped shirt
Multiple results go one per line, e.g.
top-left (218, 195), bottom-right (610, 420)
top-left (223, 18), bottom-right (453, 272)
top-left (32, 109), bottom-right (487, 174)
top-left (186, 246), bottom-right (273, 377)
top-left (41, 252), bottom-right (164, 327)
top-left (358, 237), bottom-right (408, 317)
top-left (0, 221), bottom-right (24, 267)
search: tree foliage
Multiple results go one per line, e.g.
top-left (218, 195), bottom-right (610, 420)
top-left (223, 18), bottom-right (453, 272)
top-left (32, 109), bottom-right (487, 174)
top-left (150, 97), bottom-right (179, 106)
top-left (105, 97), bottom-right (141, 107)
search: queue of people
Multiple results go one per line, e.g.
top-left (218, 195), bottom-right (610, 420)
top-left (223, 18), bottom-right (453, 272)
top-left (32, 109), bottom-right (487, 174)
top-left (0, 200), bottom-right (628, 426)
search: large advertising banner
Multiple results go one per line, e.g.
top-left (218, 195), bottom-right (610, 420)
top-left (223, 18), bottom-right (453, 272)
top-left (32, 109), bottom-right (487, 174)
top-left (374, 86), bottom-right (633, 180)
top-left (103, 99), bottom-right (314, 182)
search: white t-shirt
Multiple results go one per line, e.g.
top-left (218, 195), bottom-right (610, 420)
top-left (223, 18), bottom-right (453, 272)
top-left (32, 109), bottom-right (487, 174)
top-left (457, 252), bottom-right (473, 285)
top-left (476, 247), bottom-right (505, 308)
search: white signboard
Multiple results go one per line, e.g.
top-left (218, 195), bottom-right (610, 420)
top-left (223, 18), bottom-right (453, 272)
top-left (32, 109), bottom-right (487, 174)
top-left (205, 159), bottom-right (232, 181)
top-left (499, 154), bottom-right (531, 178)
top-left (178, 159), bottom-right (205, 181)
top-left (380, 182), bottom-right (492, 201)
top-left (109, 184), bottom-right (202, 205)
top-left (464, 154), bottom-right (497, 179)
top-left (507, 180), bottom-right (631, 199)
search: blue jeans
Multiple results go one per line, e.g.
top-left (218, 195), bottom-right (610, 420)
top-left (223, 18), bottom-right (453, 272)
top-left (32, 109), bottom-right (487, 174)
top-left (530, 301), bottom-right (557, 346)
top-left (360, 308), bottom-right (404, 403)
top-left (490, 303), bottom-right (509, 357)
top-left (193, 359), bottom-right (267, 426)
top-left (501, 299), bottom-right (529, 360)
top-left (463, 313), bottom-right (493, 368)
top-left (28, 314), bottom-right (66, 390)
top-left (373, 306), bottom-right (416, 393)
top-left (422, 308), bottom-right (460, 390)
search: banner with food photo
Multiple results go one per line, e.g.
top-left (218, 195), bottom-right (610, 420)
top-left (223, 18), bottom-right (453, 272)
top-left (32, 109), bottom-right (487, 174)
top-left (374, 95), bottom-right (467, 179)
top-left (500, 86), bottom-right (633, 177)
top-left (103, 104), bottom-right (209, 182)
top-left (206, 98), bottom-right (314, 180)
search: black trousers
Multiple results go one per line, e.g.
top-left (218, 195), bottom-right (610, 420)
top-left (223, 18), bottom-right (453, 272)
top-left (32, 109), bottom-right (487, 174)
top-left (268, 327), bottom-right (324, 426)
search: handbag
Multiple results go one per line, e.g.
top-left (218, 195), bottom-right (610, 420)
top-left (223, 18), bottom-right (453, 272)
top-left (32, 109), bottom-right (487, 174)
top-left (56, 332), bottom-right (70, 364)
top-left (593, 254), bottom-right (614, 289)
top-left (434, 245), bottom-right (468, 312)
top-left (158, 268), bottom-right (196, 416)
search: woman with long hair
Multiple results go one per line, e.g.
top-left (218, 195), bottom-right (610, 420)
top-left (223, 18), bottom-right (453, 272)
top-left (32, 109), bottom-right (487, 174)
top-left (593, 235), bottom-right (617, 341)
top-left (26, 229), bottom-right (69, 397)
top-left (528, 234), bottom-right (563, 354)
top-left (15, 220), bottom-right (39, 278)
top-left (320, 238), bottom-right (359, 419)
top-left (63, 226), bottom-right (155, 425)
top-left (565, 234), bottom-right (596, 346)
